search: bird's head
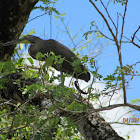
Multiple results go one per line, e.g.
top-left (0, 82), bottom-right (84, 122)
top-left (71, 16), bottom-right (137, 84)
top-left (3, 35), bottom-right (41, 46)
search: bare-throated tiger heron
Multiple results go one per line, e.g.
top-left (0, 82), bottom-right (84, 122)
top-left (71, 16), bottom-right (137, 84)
top-left (3, 35), bottom-right (90, 82)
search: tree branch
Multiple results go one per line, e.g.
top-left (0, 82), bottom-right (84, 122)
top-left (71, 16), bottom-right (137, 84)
top-left (120, 0), bottom-right (128, 46)
top-left (119, 0), bottom-right (128, 104)
top-left (100, 0), bottom-right (117, 31)
top-left (89, 0), bottom-right (119, 45)
top-left (89, 0), bottom-right (127, 104)
top-left (131, 26), bottom-right (140, 48)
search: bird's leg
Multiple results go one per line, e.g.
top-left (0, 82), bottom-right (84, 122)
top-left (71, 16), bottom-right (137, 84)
top-left (59, 71), bottom-right (65, 86)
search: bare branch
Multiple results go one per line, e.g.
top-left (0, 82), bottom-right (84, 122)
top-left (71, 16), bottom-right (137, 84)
top-left (120, 0), bottom-right (128, 46)
top-left (89, 0), bottom-right (127, 105)
top-left (130, 26), bottom-right (140, 48)
top-left (6, 114), bottom-right (15, 139)
top-left (95, 25), bottom-right (114, 41)
top-left (89, 0), bottom-right (118, 46)
top-left (117, 0), bottom-right (128, 104)
top-left (27, 12), bottom-right (48, 24)
top-left (116, 12), bottom-right (119, 37)
top-left (100, 0), bottom-right (117, 31)
top-left (131, 41), bottom-right (140, 49)
top-left (132, 26), bottom-right (140, 42)
top-left (89, 103), bottom-right (140, 113)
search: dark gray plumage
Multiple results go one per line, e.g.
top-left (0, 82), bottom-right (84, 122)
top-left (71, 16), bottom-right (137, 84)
top-left (3, 35), bottom-right (90, 82)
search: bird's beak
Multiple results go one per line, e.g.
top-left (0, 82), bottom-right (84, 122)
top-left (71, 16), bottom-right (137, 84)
top-left (3, 38), bottom-right (31, 46)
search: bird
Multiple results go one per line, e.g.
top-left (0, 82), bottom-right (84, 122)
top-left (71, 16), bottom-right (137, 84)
top-left (3, 35), bottom-right (90, 82)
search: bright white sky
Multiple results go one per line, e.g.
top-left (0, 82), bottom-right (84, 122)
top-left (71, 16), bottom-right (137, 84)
top-left (22, 0), bottom-right (140, 139)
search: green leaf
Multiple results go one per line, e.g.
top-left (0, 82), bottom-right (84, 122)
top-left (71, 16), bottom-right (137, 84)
top-left (54, 15), bottom-right (59, 19)
top-left (67, 101), bottom-right (88, 111)
top-left (131, 99), bottom-right (140, 104)
top-left (61, 12), bottom-right (66, 16)
top-left (46, 56), bottom-right (54, 66)
top-left (0, 61), bottom-right (16, 73)
top-left (36, 52), bottom-right (45, 60)
top-left (27, 57), bottom-right (34, 66)
top-left (29, 29), bottom-right (36, 35)
top-left (79, 45), bottom-right (88, 52)
top-left (83, 31), bottom-right (93, 40)
top-left (95, 34), bottom-right (103, 39)
top-left (103, 75), bottom-right (115, 81)
top-left (17, 58), bottom-right (25, 66)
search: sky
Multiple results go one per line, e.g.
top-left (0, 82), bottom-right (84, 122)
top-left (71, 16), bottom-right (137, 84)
top-left (22, 0), bottom-right (140, 139)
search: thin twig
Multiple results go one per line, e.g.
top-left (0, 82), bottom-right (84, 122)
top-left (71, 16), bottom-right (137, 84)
top-left (50, 13), bottom-right (52, 39)
top-left (49, 3), bottom-right (52, 39)
top-left (27, 12), bottom-right (48, 24)
top-left (6, 114), bottom-right (16, 139)
top-left (100, 0), bottom-right (117, 30)
top-left (135, 36), bottom-right (140, 42)
top-left (61, 19), bottom-right (77, 49)
top-left (131, 41), bottom-right (140, 49)
top-left (90, 103), bottom-right (140, 113)
top-left (119, 0), bottom-right (128, 104)
top-left (88, 60), bottom-right (97, 104)
top-left (130, 26), bottom-right (140, 48)
top-left (120, 0), bottom-right (128, 46)
top-left (89, 0), bottom-right (118, 45)
top-left (98, 29), bottom-right (114, 41)
top-left (116, 12), bottom-right (119, 38)
top-left (132, 26), bottom-right (140, 42)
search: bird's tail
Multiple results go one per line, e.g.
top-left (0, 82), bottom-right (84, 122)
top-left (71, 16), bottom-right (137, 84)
top-left (76, 71), bottom-right (90, 82)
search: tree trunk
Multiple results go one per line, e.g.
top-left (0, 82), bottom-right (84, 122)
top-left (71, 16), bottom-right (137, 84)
top-left (0, 0), bottom-right (38, 61)
top-left (72, 112), bottom-right (124, 140)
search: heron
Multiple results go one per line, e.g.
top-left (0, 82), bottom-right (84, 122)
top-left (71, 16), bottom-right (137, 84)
top-left (3, 35), bottom-right (90, 82)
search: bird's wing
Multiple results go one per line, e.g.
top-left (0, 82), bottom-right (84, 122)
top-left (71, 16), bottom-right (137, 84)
top-left (45, 39), bottom-right (76, 62)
